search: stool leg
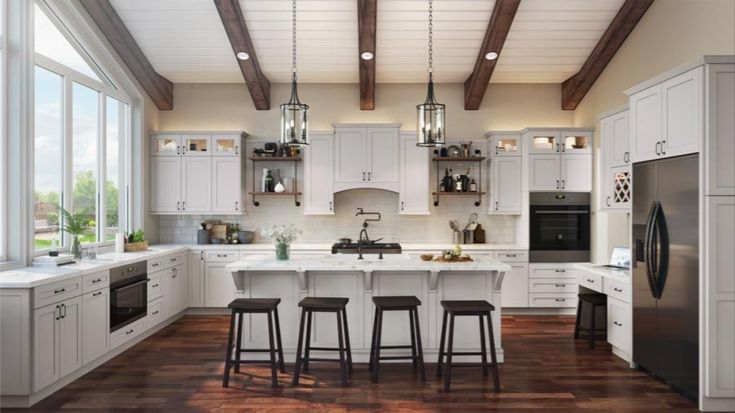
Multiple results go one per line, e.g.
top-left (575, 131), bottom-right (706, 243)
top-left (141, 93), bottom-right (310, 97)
top-left (589, 304), bottom-right (596, 349)
top-left (479, 313), bottom-right (489, 377)
top-left (443, 314), bottom-right (455, 393)
top-left (487, 310), bottom-right (500, 392)
top-left (412, 308), bottom-right (426, 382)
top-left (303, 310), bottom-right (313, 372)
top-left (336, 310), bottom-right (347, 386)
top-left (409, 308), bottom-right (418, 373)
top-left (273, 307), bottom-right (286, 373)
top-left (368, 305), bottom-right (379, 372)
top-left (371, 309), bottom-right (384, 383)
top-left (436, 309), bottom-right (448, 378)
top-left (222, 311), bottom-right (236, 387)
top-left (267, 312), bottom-right (278, 388)
top-left (234, 312), bottom-right (243, 374)
top-left (574, 299), bottom-right (583, 339)
top-left (341, 308), bottom-right (353, 374)
top-left (292, 308), bottom-right (306, 386)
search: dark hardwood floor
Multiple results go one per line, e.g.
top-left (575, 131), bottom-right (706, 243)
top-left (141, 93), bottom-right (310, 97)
top-left (14, 315), bottom-right (698, 412)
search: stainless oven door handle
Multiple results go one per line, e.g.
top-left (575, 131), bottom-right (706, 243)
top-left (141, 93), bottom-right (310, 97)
top-left (533, 210), bottom-right (589, 214)
top-left (113, 278), bottom-right (150, 292)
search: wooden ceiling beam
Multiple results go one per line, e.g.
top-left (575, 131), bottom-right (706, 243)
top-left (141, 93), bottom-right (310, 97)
top-left (214, 0), bottom-right (270, 110)
top-left (358, 0), bottom-right (377, 110)
top-left (79, 0), bottom-right (174, 110)
top-left (561, 0), bottom-right (654, 110)
top-left (463, 0), bottom-right (520, 110)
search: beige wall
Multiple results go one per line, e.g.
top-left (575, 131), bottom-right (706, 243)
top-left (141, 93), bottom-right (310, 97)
top-left (572, 0), bottom-right (735, 262)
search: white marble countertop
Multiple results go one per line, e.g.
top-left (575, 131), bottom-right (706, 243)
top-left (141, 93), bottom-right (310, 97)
top-left (227, 253), bottom-right (512, 273)
top-left (191, 242), bottom-right (528, 251)
top-left (574, 263), bottom-right (631, 284)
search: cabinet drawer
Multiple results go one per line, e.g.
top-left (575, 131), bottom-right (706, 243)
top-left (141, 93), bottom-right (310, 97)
top-left (82, 271), bottom-right (109, 293)
top-left (528, 265), bottom-right (575, 278)
top-left (110, 317), bottom-right (146, 350)
top-left (607, 297), bottom-right (631, 353)
top-left (578, 272), bottom-right (602, 292)
top-left (164, 253), bottom-right (185, 269)
top-left (148, 257), bottom-right (166, 273)
top-left (604, 278), bottom-right (630, 303)
top-left (529, 278), bottom-right (577, 293)
top-left (34, 277), bottom-right (82, 309)
top-left (494, 250), bottom-right (528, 262)
top-left (147, 273), bottom-right (164, 302)
top-left (205, 251), bottom-right (238, 262)
top-left (529, 293), bottom-right (577, 308)
top-left (147, 298), bottom-right (164, 328)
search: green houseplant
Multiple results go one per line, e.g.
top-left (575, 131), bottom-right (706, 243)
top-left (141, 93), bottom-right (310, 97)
top-left (58, 206), bottom-right (90, 259)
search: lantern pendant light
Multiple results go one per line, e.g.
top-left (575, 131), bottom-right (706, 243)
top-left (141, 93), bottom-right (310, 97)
top-left (416, 0), bottom-right (445, 147)
top-left (280, 0), bottom-right (309, 147)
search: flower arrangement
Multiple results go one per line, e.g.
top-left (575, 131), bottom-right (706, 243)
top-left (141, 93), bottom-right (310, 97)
top-left (261, 224), bottom-right (302, 260)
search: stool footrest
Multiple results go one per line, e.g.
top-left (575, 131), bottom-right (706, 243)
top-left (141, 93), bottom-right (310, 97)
top-left (301, 357), bottom-right (343, 363)
top-left (230, 359), bottom-right (280, 365)
top-left (307, 346), bottom-right (343, 352)
top-left (442, 351), bottom-right (484, 356)
top-left (378, 345), bottom-right (413, 350)
top-left (449, 362), bottom-right (494, 368)
top-left (236, 348), bottom-right (276, 353)
top-left (378, 355), bottom-right (417, 361)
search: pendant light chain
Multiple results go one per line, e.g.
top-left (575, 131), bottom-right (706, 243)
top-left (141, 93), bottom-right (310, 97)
top-left (428, 0), bottom-right (434, 75)
top-left (292, 0), bottom-right (297, 75)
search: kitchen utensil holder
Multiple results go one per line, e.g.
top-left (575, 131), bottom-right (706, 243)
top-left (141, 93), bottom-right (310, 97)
top-left (452, 231), bottom-right (463, 244)
top-left (463, 230), bottom-right (474, 244)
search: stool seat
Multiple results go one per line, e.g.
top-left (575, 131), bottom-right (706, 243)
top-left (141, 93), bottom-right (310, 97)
top-left (299, 297), bottom-right (349, 310)
top-left (228, 298), bottom-right (281, 311)
top-left (578, 293), bottom-right (607, 306)
top-left (373, 295), bottom-right (421, 309)
top-left (441, 300), bottom-right (495, 314)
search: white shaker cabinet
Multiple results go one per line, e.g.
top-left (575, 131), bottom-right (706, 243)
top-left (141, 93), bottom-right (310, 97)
top-left (150, 134), bottom-right (181, 157)
top-left (599, 108), bottom-right (631, 211)
top-left (164, 265), bottom-right (188, 317)
top-left (529, 154), bottom-right (561, 191)
top-left (181, 157), bottom-right (212, 212)
top-left (604, 110), bottom-right (630, 168)
top-left (204, 261), bottom-right (237, 307)
top-left (499, 262), bottom-right (529, 308)
top-left (560, 154), bottom-right (592, 191)
top-left (399, 133), bottom-right (430, 215)
top-left (303, 132), bottom-right (335, 215)
top-left (333, 124), bottom-right (400, 192)
top-left (211, 157), bottom-right (243, 213)
top-left (527, 129), bottom-right (593, 192)
top-left (33, 296), bottom-right (82, 392)
top-left (489, 156), bottom-right (522, 214)
top-left (334, 127), bottom-right (368, 183)
top-left (150, 157), bottom-right (181, 212)
top-left (189, 251), bottom-right (205, 307)
top-left (81, 289), bottom-right (109, 364)
top-left (367, 128), bottom-right (400, 183)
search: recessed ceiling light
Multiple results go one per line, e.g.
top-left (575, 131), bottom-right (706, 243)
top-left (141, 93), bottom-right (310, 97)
top-left (236, 51), bottom-right (250, 60)
top-left (360, 51), bottom-right (374, 61)
top-left (484, 51), bottom-right (498, 60)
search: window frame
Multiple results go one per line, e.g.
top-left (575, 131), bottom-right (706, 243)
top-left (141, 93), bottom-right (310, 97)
top-left (0, 0), bottom-right (7, 262)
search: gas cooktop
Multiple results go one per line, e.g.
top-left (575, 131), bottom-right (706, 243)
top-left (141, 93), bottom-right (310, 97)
top-left (331, 242), bottom-right (402, 254)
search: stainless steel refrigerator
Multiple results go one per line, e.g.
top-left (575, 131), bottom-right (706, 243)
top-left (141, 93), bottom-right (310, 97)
top-left (632, 154), bottom-right (699, 401)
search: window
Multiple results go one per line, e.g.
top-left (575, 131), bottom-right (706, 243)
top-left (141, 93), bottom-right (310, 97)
top-left (33, 3), bottom-right (130, 252)
top-left (0, 0), bottom-right (6, 261)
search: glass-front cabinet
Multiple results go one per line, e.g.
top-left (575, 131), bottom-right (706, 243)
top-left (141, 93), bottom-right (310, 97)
top-left (560, 131), bottom-right (593, 154)
top-left (213, 135), bottom-right (240, 156)
top-left (182, 135), bottom-right (211, 156)
top-left (151, 134), bottom-right (182, 157)
top-left (528, 131), bottom-right (561, 153)
top-left (491, 134), bottom-right (522, 156)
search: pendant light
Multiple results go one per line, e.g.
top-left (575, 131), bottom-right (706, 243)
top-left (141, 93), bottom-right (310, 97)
top-left (280, 0), bottom-right (309, 147)
top-left (416, 0), bottom-right (445, 147)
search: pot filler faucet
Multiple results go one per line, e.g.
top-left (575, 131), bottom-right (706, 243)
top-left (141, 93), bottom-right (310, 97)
top-left (355, 208), bottom-right (382, 244)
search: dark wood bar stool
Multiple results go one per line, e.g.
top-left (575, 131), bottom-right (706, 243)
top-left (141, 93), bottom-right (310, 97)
top-left (222, 298), bottom-right (285, 388)
top-left (292, 297), bottom-right (353, 386)
top-left (437, 300), bottom-right (500, 393)
top-left (369, 296), bottom-right (426, 383)
top-left (574, 293), bottom-right (607, 349)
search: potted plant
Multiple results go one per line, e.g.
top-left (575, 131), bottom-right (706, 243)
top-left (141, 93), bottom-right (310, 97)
top-left (261, 224), bottom-right (302, 260)
top-left (124, 229), bottom-right (148, 252)
top-left (58, 206), bottom-right (90, 259)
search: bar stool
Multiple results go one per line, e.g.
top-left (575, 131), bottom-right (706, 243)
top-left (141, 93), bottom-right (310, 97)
top-left (574, 293), bottom-right (607, 349)
top-left (369, 296), bottom-right (426, 383)
top-left (292, 297), bottom-right (353, 386)
top-left (437, 300), bottom-right (500, 393)
top-left (222, 298), bottom-right (285, 388)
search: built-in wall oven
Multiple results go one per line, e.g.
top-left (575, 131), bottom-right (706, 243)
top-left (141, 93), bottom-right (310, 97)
top-left (529, 192), bottom-right (591, 262)
top-left (110, 261), bottom-right (148, 332)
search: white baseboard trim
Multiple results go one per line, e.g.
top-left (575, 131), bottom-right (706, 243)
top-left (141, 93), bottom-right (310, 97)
top-left (701, 396), bottom-right (735, 412)
top-left (501, 307), bottom-right (577, 316)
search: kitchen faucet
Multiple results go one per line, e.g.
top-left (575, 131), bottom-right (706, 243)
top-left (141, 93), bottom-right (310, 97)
top-left (355, 208), bottom-right (381, 244)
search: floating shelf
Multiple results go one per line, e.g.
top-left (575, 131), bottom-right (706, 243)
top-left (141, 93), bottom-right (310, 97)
top-left (248, 156), bottom-right (302, 162)
top-left (432, 156), bottom-right (486, 207)
top-left (431, 192), bottom-right (486, 196)
top-left (248, 192), bottom-right (303, 196)
top-left (432, 156), bottom-right (486, 162)
top-left (249, 156), bottom-right (302, 207)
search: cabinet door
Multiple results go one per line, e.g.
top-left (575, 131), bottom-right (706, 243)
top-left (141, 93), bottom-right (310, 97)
top-left (82, 289), bottom-right (109, 365)
top-left (490, 156), bottom-right (521, 214)
top-left (529, 154), bottom-right (560, 190)
top-left (211, 157), bottom-right (242, 212)
top-left (181, 135), bottom-right (212, 157)
top-left (182, 157), bottom-right (212, 212)
top-left (303, 133), bottom-right (335, 214)
top-left (150, 134), bottom-right (181, 157)
top-left (605, 166), bottom-right (632, 210)
top-left (189, 251), bottom-right (205, 306)
top-left (662, 67), bottom-right (702, 158)
top-left (58, 296), bottom-right (82, 378)
top-left (204, 262), bottom-right (236, 307)
top-left (607, 297), bottom-right (631, 354)
top-left (33, 304), bottom-right (59, 392)
top-left (399, 133), bottom-right (429, 215)
top-left (212, 135), bottom-right (240, 157)
top-left (174, 265), bottom-right (188, 314)
top-left (500, 263), bottom-right (529, 307)
top-left (151, 157), bottom-right (181, 212)
top-left (560, 131), bottom-right (592, 154)
top-left (491, 134), bottom-right (522, 156)
top-left (334, 128), bottom-right (367, 182)
top-left (610, 110), bottom-right (630, 167)
top-left (527, 131), bottom-right (560, 154)
top-left (561, 154), bottom-right (592, 191)
top-left (629, 85), bottom-right (662, 163)
top-left (367, 128), bottom-right (399, 183)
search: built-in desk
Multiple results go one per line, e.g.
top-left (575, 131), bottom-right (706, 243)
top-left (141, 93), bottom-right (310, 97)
top-left (574, 264), bottom-right (632, 364)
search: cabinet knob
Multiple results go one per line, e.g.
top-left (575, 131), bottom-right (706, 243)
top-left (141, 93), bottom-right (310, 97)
top-left (661, 140), bottom-right (666, 155)
top-left (613, 287), bottom-right (623, 293)
top-left (362, 172), bottom-right (366, 181)
top-left (561, 179), bottom-right (566, 189)
top-left (329, 201), bottom-right (333, 211)
top-left (495, 201), bottom-right (499, 211)
top-left (613, 321), bottom-right (623, 327)
top-left (177, 202), bottom-right (181, 211)
top-left (367, 172), bottom-right (371, 181)
top-left (556, 180), bottom-right (560, 189)
top-left (400, 201), bottom-right (404, 211)
top-left (235, 201), bottom-right (239, 211)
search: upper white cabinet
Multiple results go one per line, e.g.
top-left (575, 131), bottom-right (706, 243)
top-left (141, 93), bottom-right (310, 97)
top-left (628, 67), bottom-right (702, 163)
top-left (150, 132), bottom-right (246, 214)
top-left (333, 124), bottom-right (400, 192)
top-left (490, 133), bottom-right (522, 156)
top-left (528, 131), bottom-right (561, 154)
top-left (599, 108), bottom-right (631, 211)
top-left (303, 132), bottom-right (335, 215)
top-left (526, 128), bottom-right (593, 192)
top-left (560, 154), bottom-right (593, 191)
top-left (706, 64), bottom-right (735, 196)
top-left (529, 154), bottom-right (561, 191)
top-left (487, 132), bottom-right (522, 214)
top-left (399, 132), bottom-right (430, 215)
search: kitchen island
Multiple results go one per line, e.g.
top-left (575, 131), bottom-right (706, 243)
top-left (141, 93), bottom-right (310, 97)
top-left (227, 254), bottom-right (511, 362)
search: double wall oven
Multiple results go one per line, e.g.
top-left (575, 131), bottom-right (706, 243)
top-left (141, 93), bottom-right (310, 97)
top-left (109, 261), bottom-right (148, 332)
top-left (529, 192), bottom-right (591, 262)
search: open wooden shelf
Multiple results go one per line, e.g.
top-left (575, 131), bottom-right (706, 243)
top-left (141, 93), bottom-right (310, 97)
top-left (432, 192), bottom-right (486, 196)
top-left (248, 156), bottom-right (302, 161)
top-left (248, 192), bottom-right (302, 196)
top-left (432, 156), bottom-right (486, 162)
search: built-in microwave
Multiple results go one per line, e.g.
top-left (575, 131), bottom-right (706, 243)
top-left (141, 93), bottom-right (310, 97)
top-left (529, 192), bottom-right (591, 263)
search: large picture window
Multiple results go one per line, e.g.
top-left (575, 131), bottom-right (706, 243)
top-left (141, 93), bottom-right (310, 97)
top-left (33, 3), bottom-right (130, 251)
top-left (0, 0), bottom-right (6, 261)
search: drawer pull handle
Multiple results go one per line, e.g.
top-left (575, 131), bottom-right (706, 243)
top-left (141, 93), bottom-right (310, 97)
top-left (92, 278), bottom-right (102, 283)
top-left (555, 284), bottom-right (566, 287)
top-left (126, 329), bottom-right (134, 335)
top-left (170, 258), bottom-right (176, 262)
top-left (92, 291), bottom-right (102, 297)
top-left (555, 269), bottom-right (566, 273)
top-left (54, 288), bottom-right (66, 294)
top-left (172, 275), bottom-right (177, 279)
top-left (153, 263), bottom-right (159, 267)
top-left (613, 287), bottom-right (623, 292)
top-left (586, 278), bottom-right (595, 283)
top-left (555, 298), bottom-right (566, 302)
top-left (152, 284), bottom-right (160, 288)
top-left (613, 321), bottom-right (623, 327)
top-left (152, 310), bottom-right (159, 315)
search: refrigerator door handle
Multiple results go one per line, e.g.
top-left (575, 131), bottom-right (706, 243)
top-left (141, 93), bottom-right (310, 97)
top-left (643, 201), bottom-right (660, 298)
top-left (652, 203), bottom-right (670, 299)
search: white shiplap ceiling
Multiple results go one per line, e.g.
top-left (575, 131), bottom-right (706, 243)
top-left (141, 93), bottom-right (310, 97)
top-left (109, 0), bottom-right (624, 84)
